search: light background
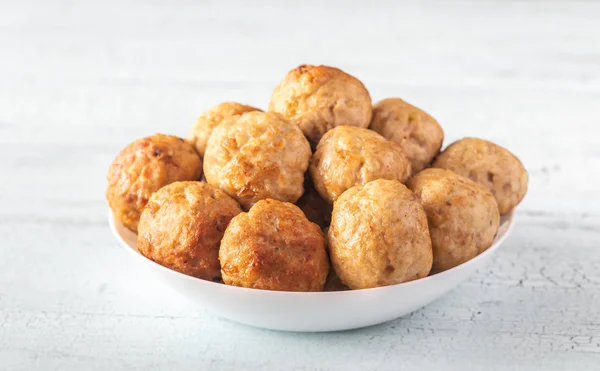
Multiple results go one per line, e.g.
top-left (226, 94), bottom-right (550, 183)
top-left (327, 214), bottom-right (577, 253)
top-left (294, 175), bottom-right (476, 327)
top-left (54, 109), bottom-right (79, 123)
top-left (0, 1), bottom-right (599, 370)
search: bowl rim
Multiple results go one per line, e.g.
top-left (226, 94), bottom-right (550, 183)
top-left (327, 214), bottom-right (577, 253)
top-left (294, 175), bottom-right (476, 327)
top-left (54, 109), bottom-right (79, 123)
top-left (109, 210), bottom-right (515, 296)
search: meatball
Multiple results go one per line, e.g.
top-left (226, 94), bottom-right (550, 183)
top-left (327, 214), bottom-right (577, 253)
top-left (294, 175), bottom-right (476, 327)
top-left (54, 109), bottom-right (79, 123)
top-left (186, 102), bottom-right (261, 158)
top-left (432, 137), bottom-right (528, 214)
top-left (203, 111), bottom-right (311, 210)
top-left (370, 98), bottom-right (444, 174)
top-left (106, 134), bottom-right (202, 232)
top-left (328, 179), bottom-right (432, 289)
top-left (309, 126), bottom-right (411, 203)
top-left (295, 178), bottom-right (332, 230)
top-left (219, 199), bottom-right (329, 292)
top-left (269, 64), bottom-right (372, 146)
top-left (407, 168), bottom-right (500, 273)
top-left (137, 181), bottom-right (242, 281)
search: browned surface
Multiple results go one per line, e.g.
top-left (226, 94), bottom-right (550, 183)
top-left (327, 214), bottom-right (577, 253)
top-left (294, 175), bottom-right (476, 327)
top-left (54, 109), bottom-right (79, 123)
top-left (106, 134), bottom-right (203, 232)
top-left (219, 199), bottom-right (329, 292)
top-left (309, 126), bottom-right (411, 203)
top-left (328, 179), bottom-right (432, 289)
top-left (370, 98), bottom-right (444, 174)
top-left (137, 181), bottom-right (242, 281)
top-left (432, 137), bottom-right (528, 214)
top-left (186, 102), bottom-right (261, 158)
top-left (203, 111), bottom-right (311, 210)
top-left (269, 64), bottom-right (372, 146)
top-left (408, 168), bottom-right (500, 273)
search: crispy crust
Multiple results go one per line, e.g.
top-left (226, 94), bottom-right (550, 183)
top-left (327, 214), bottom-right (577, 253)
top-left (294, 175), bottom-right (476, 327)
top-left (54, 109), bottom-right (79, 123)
top-left (370, 98), bottom-right (444, 174)
top-left (203, 111), bottom-right (311, 210)
top-left (186, 102), bottom-right (261, 158)
top-left (328, 179), bottom-right (433, 289)
top-left (137, 181), bottom-right (242, 281)
top-left (407, 168), bottom-right (500, 273)
top-left (309, 126), bottom-right (412, 203)
top-left (432, 137), bottom-right (528, 214)
top-left (106, 134), bottom-right (203, 232)
top-left (219, 199), bottom-right (329, 291)
top-left (269, 64), bottom-right (372, 146)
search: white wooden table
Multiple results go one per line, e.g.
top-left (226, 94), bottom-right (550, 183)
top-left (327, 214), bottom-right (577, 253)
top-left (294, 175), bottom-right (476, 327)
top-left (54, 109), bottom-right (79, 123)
top-left (1, 1), bottom-right (599, 370)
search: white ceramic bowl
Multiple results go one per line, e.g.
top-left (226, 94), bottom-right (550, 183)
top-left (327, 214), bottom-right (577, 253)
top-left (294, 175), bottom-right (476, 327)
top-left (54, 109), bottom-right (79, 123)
top-left (110, 211), bottom-right (514, 332)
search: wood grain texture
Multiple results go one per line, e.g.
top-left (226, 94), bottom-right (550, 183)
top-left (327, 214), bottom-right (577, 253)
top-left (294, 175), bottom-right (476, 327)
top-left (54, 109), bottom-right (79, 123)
top-left (0, 0), bottom-right (599, 370)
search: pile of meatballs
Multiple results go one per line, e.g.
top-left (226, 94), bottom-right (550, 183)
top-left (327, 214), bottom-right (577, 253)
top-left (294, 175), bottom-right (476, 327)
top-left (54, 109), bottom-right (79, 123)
top-left (106, 64), bottom-right (528, 292)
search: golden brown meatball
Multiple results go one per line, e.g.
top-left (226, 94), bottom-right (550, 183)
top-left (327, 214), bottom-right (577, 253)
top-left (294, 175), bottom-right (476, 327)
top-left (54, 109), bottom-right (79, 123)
top-left (295, 178), bottom-right (332, 230)
top-left (328, 179), bottom-right (432, 289)
top-left (203, 111), bottom-right (311, 210)
top-left (407, 168), bottom-right (500, 273)
top-left (309, 126), bottom-right (411, 203)
top-left (219, 199), bottom-right (329, 292)
top-left (106, 134), bottom-right (203, 232)
top-left (432, 137), bottom-right (528, 214)
top-left (370, 98), bottom-right (444, 174)
top-left (137, 181), bottom-right (242, 281)
top-left (186, 102), bottom-right (261, 158)
top-left (269, 64), bottom-right (372, 146)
